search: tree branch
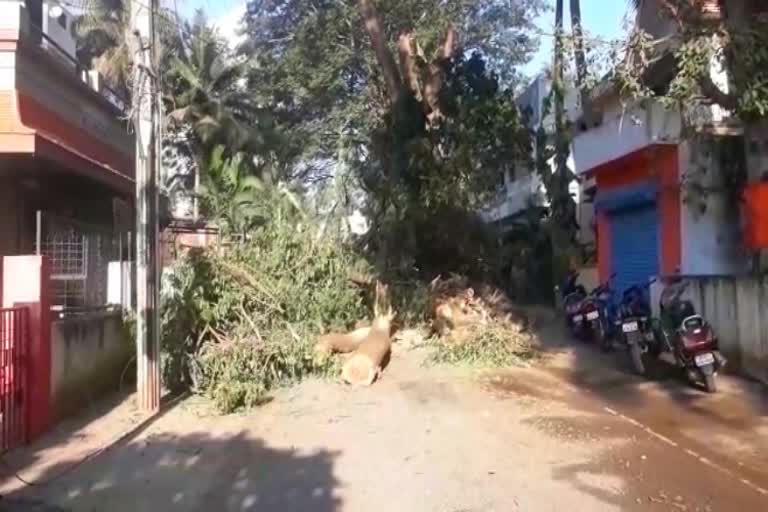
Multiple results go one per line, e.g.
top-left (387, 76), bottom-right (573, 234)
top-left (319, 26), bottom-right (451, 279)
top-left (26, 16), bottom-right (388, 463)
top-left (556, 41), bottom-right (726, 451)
top-left (698, 72), bottom-right (738, 111)
top-left (358, 0), bottom-right (402, 105)
top-left (397, 32), bottom-right (420, 98)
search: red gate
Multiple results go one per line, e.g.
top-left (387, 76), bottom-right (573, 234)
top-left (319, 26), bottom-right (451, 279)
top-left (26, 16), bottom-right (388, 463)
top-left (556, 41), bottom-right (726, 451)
top-left (0, 307), bottom-right (28, 453)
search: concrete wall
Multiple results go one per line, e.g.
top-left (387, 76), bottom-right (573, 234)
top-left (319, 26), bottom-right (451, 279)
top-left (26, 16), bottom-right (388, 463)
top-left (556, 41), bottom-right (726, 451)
top-left (637, 0), bottom-right (678, 40)
top-left (573, 101), bottom-right (682, 175)
top-left (678, 139), bottom-right (751, 276)
top-left (685, 277), bottom-right (768, 384)
top-left (650, 276), bottom-right (768, 384)
top-left (745, 123), bottom-right (768, 181)
top-left (50, 312), bottom-right (131, 420)
top-left (577, 266), bottom-right (599, 291)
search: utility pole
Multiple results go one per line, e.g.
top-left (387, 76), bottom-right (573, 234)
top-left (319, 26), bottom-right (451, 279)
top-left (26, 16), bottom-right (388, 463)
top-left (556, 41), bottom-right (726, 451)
top-left (132, 0), bottom-right (161, 412)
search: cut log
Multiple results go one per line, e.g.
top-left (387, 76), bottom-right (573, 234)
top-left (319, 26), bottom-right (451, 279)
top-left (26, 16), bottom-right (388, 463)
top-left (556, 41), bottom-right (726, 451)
top-left (342, 313), bottom-right (394, 386)
top-left (315, 326), bottom-right (371, 355)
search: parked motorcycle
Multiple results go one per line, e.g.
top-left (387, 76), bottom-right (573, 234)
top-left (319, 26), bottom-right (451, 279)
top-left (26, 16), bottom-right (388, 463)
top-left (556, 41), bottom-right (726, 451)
top-left (659, 281), bottom-right (726, 393)
top-left (617, 281), bottom-right (660, 375)
top-left (561, 271), bottom-right (588, 339)
top-left (579, 275), bottom-right (616, 351)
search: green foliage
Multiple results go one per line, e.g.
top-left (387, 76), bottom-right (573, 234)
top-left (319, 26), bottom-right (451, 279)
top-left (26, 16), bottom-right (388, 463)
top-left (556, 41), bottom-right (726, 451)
top-left (160, 214), bottom-right (370, 412)
top-left (390, 280), bottom-right (431, 328)
top-left (242, 0), bottom-right (546, 170)
top-left (196, 145), bottom-right (305, 235)
top-left (615, 9), bottom-right (768, 122)
top-left (427, 324), bottom-right (539, 368)
top-left (165, 14), bottom-right (277, 160)
top-left (201, 327), bottom-right (340, 412)
top-left (359, 51), bottom-right (532, 277)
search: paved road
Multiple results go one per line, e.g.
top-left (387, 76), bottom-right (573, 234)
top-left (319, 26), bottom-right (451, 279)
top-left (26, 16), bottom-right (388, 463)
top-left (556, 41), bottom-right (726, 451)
top-left (534, 321), bottom-right (768, 497)
top-left (2, 323), bottom-right (766, 511)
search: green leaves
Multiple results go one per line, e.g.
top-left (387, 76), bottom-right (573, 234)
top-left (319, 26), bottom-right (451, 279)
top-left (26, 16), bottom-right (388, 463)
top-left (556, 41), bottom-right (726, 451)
top-left (160, 215), bottom-right (370, 412)
top-left (616, 12), bottom-right (768, 123)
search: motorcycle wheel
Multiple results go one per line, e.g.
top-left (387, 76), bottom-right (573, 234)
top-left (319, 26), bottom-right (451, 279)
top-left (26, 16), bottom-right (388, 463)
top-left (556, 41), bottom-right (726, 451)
top-left (630, 343), bottom-right (646, 375)
top-left (595, 322), bottom-right (610, 352)
top-left (704, 373), bottom-right (717, 393)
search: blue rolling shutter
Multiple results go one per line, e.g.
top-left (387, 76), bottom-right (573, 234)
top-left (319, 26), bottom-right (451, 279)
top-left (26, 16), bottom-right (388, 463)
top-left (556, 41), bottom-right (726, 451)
top-left (609, 205), bottom-right (659, 298)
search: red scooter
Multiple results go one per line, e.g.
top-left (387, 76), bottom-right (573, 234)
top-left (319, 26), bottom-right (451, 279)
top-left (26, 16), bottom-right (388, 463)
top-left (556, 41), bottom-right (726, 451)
top-left (659, 281), bottom-right (726, 393)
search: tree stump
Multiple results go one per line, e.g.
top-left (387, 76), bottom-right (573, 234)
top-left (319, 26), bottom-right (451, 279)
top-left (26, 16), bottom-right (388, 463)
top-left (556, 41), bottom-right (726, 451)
top-left (341, 314), bottom-right (393, 386)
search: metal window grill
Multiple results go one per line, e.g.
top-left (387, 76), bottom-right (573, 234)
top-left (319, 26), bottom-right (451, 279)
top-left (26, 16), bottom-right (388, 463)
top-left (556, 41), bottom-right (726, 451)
top-left (0, 307), bottom-right (28, 453)
top-left (35, 212), bottom-right (132, 311)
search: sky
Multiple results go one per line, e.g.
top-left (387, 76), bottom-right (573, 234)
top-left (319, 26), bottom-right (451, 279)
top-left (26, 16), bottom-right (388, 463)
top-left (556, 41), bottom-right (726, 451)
top-left (177, 0), bottom-right (632, 76)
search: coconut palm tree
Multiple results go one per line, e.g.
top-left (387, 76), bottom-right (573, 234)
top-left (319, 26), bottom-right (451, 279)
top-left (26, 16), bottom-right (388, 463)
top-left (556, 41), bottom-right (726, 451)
top-left (164, 14), bottom-right (266, 217)
top-left (165, 17), bottom-right (255, 157)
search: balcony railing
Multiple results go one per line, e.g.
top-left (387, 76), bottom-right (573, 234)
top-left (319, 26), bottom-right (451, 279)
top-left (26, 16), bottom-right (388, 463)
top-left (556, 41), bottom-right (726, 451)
top-left (19, 20), bottom-right (127, 114)
top-left (484, 173), bottom-right (547, 223)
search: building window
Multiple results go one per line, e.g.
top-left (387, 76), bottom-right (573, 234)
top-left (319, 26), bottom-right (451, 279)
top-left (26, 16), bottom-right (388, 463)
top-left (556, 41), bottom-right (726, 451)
top-left (40, 227), bottom-right (89, 309)
top-left (35, 213), bottom-right (130, 311)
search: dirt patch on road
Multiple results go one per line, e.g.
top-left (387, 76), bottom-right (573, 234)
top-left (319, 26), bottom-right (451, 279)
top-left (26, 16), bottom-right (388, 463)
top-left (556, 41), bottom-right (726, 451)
top-left (524, 413), bottom-right (636, 444)
top-left (479, 369), bottom-right (573, 404)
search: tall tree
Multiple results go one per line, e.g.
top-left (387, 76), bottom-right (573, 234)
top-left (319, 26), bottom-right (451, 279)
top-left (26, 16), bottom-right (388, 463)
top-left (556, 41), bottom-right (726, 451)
top-left (241, 0), bottom-right (545, 172)
top-left (570, 0), bottom-right (593, 127)
top-left (241, 0), bottom-right (543, 274)
top-left (166, 15), bottom-right (257, 161)
top-left (618, 0), bottom-right (768, 120)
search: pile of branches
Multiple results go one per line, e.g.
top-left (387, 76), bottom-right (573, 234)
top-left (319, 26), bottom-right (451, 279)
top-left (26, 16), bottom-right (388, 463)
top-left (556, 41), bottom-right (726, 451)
top-left (426, 274), bottom-right (538, 366)
top-left (428, 274), bottom-right (529, 337)
top-left (160, 216), bottom-right (371, 413)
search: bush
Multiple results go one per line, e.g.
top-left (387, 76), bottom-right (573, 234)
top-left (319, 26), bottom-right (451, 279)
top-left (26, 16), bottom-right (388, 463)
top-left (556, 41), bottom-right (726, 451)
top-left (161, 216), bottom-right (369, 412)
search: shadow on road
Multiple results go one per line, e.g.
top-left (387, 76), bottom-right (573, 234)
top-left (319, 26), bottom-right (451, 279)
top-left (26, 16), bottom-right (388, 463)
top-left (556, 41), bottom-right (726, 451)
top-left (1, 392), bottom-right (343, 512)
top-left (3, 431), bottom-right (341, 512)
top-left (528, 310), bottom-right (768, 426)
top-left (523, 309), bottom-right (768, 485)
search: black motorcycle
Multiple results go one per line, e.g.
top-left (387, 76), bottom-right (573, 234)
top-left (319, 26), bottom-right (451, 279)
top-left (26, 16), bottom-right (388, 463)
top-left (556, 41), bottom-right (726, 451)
top-left (560, 271), bottom-right (587, 339)
top-left (617, 282), bottom-right (659, 375)
top-left (579, 275), bottom-right (616, 351)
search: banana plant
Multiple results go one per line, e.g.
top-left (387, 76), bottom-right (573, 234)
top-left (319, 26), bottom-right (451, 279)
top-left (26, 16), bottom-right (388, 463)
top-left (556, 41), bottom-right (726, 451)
top-left (197, 146), bottom-right (305, 237)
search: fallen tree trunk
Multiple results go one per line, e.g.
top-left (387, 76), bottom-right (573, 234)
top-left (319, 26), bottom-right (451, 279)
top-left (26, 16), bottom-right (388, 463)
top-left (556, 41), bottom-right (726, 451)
top-left (315, 326), bottom-right (371, 355)
top-left (342, 314), bottom-right (394, 386)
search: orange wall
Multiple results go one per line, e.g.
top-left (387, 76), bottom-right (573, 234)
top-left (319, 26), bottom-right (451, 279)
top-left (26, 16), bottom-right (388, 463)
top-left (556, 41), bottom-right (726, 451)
top-left (658, 147), bottom-right (681, 275)
top-left (594, 150), bottom-right (653, 190)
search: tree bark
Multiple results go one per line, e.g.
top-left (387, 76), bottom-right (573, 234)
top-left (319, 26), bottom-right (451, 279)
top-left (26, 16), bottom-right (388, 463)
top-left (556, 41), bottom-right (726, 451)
top-left (570, 0), bottom-right (593, 128)
top-left (397, 32), bottom-right (421, 98)
top-left (358, 0), bottom-right (402, 104)
top-left (423, 26), bottom-right (457, 126)
top-left (315, 326), bottom-right (371, 355)
top-left (554, 0), bottom-right (565, 131)
top-left (699, 69), bottom-right (738, 111)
